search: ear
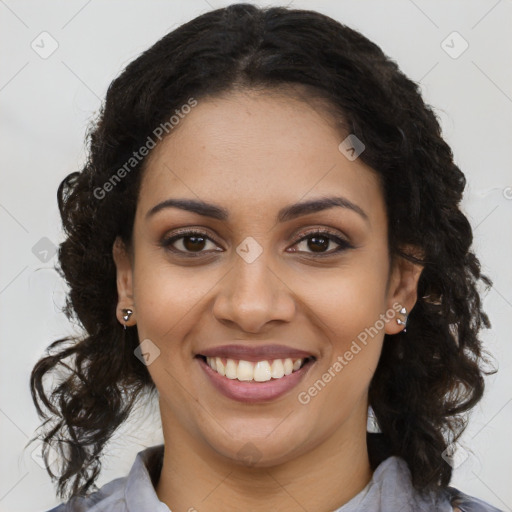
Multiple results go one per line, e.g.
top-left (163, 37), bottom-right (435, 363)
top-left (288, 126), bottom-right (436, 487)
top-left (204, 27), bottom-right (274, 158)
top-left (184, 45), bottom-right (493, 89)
top-left (384, 245), bottom-right (424, 335)
top-left (112, 236), bottom-right (136, 327)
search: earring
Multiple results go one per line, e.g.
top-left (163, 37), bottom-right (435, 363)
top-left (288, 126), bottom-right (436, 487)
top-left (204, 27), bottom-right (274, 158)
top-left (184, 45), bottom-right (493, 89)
top-left (396, 306), bottom-right (408, 332)
top-left (367, 405), bottom-right (382, 433)
top-left (121, 308), bottom-right (133, 330)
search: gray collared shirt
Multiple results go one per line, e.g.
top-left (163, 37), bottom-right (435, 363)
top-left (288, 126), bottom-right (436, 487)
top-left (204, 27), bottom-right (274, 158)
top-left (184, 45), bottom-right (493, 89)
top-left (46, 445), bottom-right (504, 512)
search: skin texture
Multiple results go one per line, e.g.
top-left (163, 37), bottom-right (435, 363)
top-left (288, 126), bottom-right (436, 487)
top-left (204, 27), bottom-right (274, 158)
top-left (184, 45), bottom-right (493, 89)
top-left (113, 89), bottom-right (423, 512)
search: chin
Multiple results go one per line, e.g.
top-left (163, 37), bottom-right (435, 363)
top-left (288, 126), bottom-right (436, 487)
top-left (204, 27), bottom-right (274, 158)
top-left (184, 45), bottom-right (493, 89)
top-left (200, 418), bottom-right (313, 468)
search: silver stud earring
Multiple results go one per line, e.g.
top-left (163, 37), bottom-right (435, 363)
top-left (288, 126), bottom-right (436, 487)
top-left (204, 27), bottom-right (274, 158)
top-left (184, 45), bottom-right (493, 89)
top-left (396, 307), bottom-right (408, 332)
top-left (121, 308), bottom-right (133, 330)
top-left (367, 404), bottom-right (382, 433)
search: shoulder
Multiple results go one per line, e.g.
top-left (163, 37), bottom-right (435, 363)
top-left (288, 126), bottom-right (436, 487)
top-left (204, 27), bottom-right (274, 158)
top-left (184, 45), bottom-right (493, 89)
top-left (369, 456), bottom-right (503, 512)
top-left (445, 486), bottom-right (505, 512)
top-left (44, 476), bottom-right (127, 512)
top-left (43, 445), bottom-right (167, 512)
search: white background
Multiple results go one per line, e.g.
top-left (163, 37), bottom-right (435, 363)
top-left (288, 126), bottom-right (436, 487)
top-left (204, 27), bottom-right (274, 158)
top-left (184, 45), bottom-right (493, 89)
top-left (1, 1), bottom-right (511, 511)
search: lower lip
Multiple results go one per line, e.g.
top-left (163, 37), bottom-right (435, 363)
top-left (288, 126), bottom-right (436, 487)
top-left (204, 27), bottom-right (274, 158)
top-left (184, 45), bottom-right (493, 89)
top-left (197, 357), bottom-right (315, 403)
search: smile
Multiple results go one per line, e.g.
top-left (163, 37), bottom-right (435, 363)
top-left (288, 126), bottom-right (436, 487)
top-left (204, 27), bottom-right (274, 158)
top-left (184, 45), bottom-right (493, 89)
top-left (196, 354), bottom-right (316, 403)
top-left (203, 356), bottom-right (311, 382)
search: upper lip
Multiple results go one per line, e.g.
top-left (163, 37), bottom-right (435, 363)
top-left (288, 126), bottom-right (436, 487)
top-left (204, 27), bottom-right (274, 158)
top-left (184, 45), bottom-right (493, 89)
top-left (197, 344), bottom-right (316, 362)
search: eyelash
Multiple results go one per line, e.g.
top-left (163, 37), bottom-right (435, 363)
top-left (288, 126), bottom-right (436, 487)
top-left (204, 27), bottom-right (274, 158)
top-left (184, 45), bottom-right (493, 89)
top-left (159, 228), bottom-right (353, 258)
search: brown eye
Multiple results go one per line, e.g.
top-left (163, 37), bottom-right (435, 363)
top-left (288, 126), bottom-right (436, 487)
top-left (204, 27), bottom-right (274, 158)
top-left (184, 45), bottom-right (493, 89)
top-left (304, 234), bottom-right (330, 252)
top-left (160, 228), bottom-right (352, 258)
top-left (290, 231), bottom-right (352, 255)
top-left (160, 230), bottom-right (221, 255)
top-left (180, 234), bottom-right (207, 252)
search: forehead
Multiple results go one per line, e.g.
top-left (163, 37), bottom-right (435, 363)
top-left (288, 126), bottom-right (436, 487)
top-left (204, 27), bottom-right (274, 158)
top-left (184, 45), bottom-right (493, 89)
top-left (137, 89), bottom-right (384, 224)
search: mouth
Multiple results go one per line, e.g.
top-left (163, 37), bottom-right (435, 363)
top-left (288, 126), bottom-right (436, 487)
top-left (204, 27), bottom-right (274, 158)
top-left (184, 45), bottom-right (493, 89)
top-left (195, 352), bottom-right (316, 403)
top-left (195, 354), bottom-right (315, 382)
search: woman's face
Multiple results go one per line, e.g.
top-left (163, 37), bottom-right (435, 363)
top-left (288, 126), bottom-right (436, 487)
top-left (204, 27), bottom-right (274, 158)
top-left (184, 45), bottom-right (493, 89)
top-left (114, 88), bottom-right (421, 467)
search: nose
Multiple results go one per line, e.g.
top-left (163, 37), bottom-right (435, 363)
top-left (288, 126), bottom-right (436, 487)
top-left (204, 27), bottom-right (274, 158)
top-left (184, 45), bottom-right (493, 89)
top-left (212, 247), bottom-right (296, 333)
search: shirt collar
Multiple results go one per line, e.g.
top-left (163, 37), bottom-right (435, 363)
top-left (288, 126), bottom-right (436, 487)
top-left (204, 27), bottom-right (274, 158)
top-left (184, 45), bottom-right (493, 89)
top-left (122, 445), bottom-right (450, 512)
top-left (124, 444), bottom-right (170, 512)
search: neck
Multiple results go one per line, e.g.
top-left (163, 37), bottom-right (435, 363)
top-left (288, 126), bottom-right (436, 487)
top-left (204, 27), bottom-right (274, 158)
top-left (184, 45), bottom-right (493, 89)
top-left (156, 414), bottom-right (373, 512)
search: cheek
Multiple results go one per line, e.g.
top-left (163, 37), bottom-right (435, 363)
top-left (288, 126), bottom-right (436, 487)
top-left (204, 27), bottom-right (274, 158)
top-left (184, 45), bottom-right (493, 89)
top-left (132, 254), bottom-right (216, 341)
top-left (299, 248), bottom-right (390, 353)
top-left (293, 259), bottom-right (389, 433)
top-left (130, 256), bottom-right (213, 425)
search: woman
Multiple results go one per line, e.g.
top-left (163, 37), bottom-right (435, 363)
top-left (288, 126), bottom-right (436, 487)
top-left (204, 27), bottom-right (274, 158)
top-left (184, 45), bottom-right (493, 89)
top-left (31, 3), bottom-right (502, 511)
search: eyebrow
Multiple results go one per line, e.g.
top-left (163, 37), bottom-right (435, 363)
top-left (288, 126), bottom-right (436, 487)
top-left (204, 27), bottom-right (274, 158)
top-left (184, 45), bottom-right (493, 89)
top-left (145, 196), bottom-right (369, 224)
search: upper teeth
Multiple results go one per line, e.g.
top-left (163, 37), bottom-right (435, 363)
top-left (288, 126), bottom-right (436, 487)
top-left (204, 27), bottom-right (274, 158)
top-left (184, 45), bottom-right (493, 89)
top-left (205, 357), bottom-right (305, 382)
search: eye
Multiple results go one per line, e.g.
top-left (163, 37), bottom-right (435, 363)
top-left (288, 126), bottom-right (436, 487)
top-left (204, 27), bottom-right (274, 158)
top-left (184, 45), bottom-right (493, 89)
top-left (160, 229), bottom-right (222, 256)
top-left (289, 229), bottom-right (353, 256)
top-left (160, 228), bottom-right (352, 257)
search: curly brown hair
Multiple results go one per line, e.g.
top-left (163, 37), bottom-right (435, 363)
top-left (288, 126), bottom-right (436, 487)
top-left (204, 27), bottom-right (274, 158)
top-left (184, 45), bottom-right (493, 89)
top-left (30, 2), bottom-right (495, 500)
